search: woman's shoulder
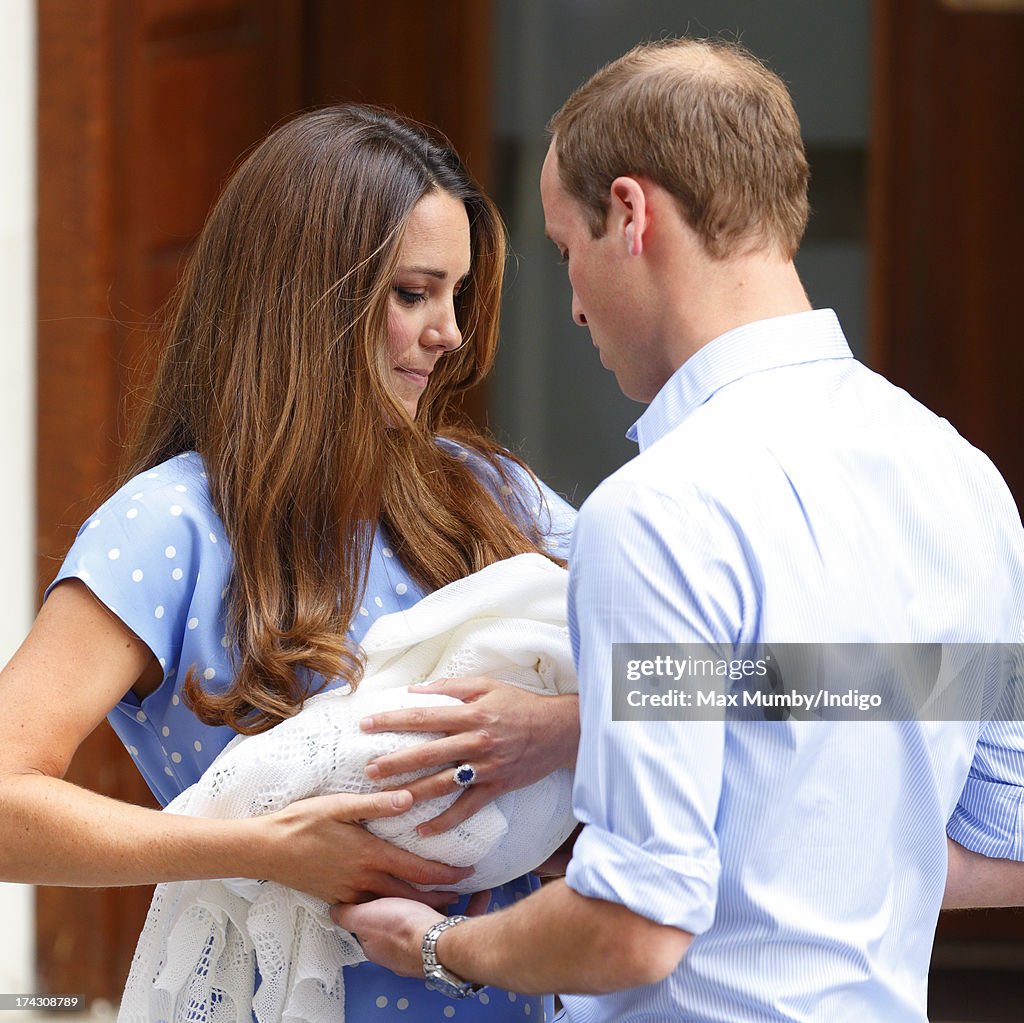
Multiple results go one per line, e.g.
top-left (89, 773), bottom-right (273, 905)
top-left (436, 435), bottom-right (576, 558)
top-left (98, 451), bottom-right (215, 520)
top-left (51, 451), bottom-right (230, 600)
top-left (74, 451), bottom-right (223, 551)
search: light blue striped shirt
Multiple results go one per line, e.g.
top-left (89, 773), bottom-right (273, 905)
top-left (561, 310), bottom-right (1024, 1022)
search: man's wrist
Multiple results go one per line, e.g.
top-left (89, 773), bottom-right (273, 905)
top-left (422, 915), bottom-right (484, 998)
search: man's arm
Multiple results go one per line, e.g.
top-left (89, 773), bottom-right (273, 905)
top-left (332, 879), bottom-right (691, 994)
top-left (943, 837), bottom-right (1024, 909)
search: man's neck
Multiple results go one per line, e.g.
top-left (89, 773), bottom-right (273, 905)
top-left (667, 255), bottom-right (813, 367)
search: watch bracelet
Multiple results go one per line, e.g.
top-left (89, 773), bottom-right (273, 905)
top-left (422, 914), bottom-right (471, 972)
top-left (422, 915), bottom-right (484, 998)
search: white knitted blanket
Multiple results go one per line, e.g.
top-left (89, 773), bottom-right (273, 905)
top-left (117, 553), bottom-right (577, 1023)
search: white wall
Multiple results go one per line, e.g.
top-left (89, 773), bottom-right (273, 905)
top-left (0, 0), bottom-right (37, 997)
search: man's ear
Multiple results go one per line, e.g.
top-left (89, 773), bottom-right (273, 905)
top-left (610, 176), bottom-right (647, 256)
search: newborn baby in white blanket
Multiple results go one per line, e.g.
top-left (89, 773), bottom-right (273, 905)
top-left (118, 553), bottom-right (578, 1023)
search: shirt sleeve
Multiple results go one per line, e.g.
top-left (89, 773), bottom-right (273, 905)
top-left (947, 714), bottom-right (1024, 861)
top-left (46, 457), bottom-right (232, 677)
top-left (564, 475), bottom-right (756, 936)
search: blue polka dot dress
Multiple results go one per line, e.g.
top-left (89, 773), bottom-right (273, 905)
top-left (48, 448), bottom-right (576, 1021)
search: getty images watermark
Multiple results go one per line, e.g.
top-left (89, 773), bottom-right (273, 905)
top-left (612, 643), bottom-right (1024, 722)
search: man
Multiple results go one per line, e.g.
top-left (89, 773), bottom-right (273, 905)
top-left (335, 37), bottom-right (1024, 1021)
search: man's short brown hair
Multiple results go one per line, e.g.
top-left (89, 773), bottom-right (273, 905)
top-left (548, 38), bottom-right (810, 260)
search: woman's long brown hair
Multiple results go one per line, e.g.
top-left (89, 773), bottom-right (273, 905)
top-left (121, 105), bottom-right (561, 734)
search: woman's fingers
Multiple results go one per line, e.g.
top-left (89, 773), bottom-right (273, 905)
top-left (365, 731), bottom-right (489, 781)
top-left (368, 832), bottom-right (474, 889)
top-left (414, 783), bottom-right (497, 836)
top-left (358, 677), bottom-right (502, 734)
top-left (330, 788), bottom-right (414, 820)
top-left (268, 791), bottom-right (473, 903)
top-left (360, 701), bottom-right (473, 737)
top-left (398, 767), bottom-right (471, 803)
top-left (356, 871), bottom-right (462, 910)
top-left (406, 676), bottom-right (501, 700)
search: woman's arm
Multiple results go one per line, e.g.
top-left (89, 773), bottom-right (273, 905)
top-left (0, 580), bottom-right (471, 902)
top-left (359, 677), bottom-right (580, 834)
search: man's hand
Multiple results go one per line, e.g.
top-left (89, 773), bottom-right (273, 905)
top-left (360, 679), bottom-right (579, 834)
top-left (331, 898), bottom-right (443, 978)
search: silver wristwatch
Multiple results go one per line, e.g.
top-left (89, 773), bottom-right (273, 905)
top-left (422, 915), bottom-right (485, 999)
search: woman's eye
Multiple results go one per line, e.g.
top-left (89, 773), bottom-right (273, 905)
top-left (394, 287), bottom-right (427, 305)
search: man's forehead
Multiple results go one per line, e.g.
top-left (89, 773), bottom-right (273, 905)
top-left (539, 144), bottom-right (564, 226)
top-left (539, 144), bottom-right (558, 193)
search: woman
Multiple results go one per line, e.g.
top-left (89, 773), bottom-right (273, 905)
top-left (0, 105), bottom-right (577, 1020)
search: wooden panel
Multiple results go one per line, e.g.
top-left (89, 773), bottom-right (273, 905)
top-left (869, 0), bottom-right (1024, 506)
top-left (869, 0), bottom-right (1024, 946)
top-left (35, 0), bottom-right (304, 1000)
top-left (307, 0), bottom-right (492, 181)
top-left (306, 0), bottom-right (494, 424)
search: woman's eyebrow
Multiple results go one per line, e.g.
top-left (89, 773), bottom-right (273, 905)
top-left (398, 265), bottom-right (448, 279)
top-left (398, 266), bottom-right (471, 285)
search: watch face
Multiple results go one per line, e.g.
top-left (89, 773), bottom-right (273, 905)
top-left (426, 968), bottom-right (473, 999)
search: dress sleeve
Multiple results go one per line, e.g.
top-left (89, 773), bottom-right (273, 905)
top-left (510, 466), bottom-right (576, 560)
top-left (46, 456), bottom-right (232, 677)
top-left (564, 475), bottom-right (757, 936)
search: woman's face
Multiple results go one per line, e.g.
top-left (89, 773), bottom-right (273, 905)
top-left (388, 190), bottom-right (472, 418)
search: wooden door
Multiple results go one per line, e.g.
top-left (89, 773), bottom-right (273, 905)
top-left (869, 0), bottom-right (1024, 949)
top-left (35, 0), bottom-right (491, 1001)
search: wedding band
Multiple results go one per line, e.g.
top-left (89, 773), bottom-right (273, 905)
top-left (452, 763), bottom-right (477, 788)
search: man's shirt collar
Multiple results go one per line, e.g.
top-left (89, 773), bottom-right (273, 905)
top-left (627, 309), bottom-right (853, 451)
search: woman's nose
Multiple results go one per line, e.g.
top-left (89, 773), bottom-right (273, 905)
top-left (424, 299), bottom-right (463, 350)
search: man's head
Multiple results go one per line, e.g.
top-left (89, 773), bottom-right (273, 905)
top-left (547, 37), bottom-right (809, 262)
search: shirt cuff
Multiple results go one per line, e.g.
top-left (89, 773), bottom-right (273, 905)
top-left (565, 823), bottom-right (719, 935)
top-left (947, 776), bottom-right (1024, 860)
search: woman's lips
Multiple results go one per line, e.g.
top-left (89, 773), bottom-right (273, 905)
top-left (395, 366), bottom-right (430, 387)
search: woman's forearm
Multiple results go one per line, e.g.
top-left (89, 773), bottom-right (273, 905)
top-left (0, 771), bottom-right (262, 886)
top-left (0, 771), bottom-right (469, 903)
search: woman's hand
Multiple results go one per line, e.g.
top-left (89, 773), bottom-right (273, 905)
top-left (359, 679), bottom-right (580, 835)
top-left (257, 789), bottom-right (473, 908)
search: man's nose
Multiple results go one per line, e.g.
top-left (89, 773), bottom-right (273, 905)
top-left (572, 292), bottom-right (587, 327)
